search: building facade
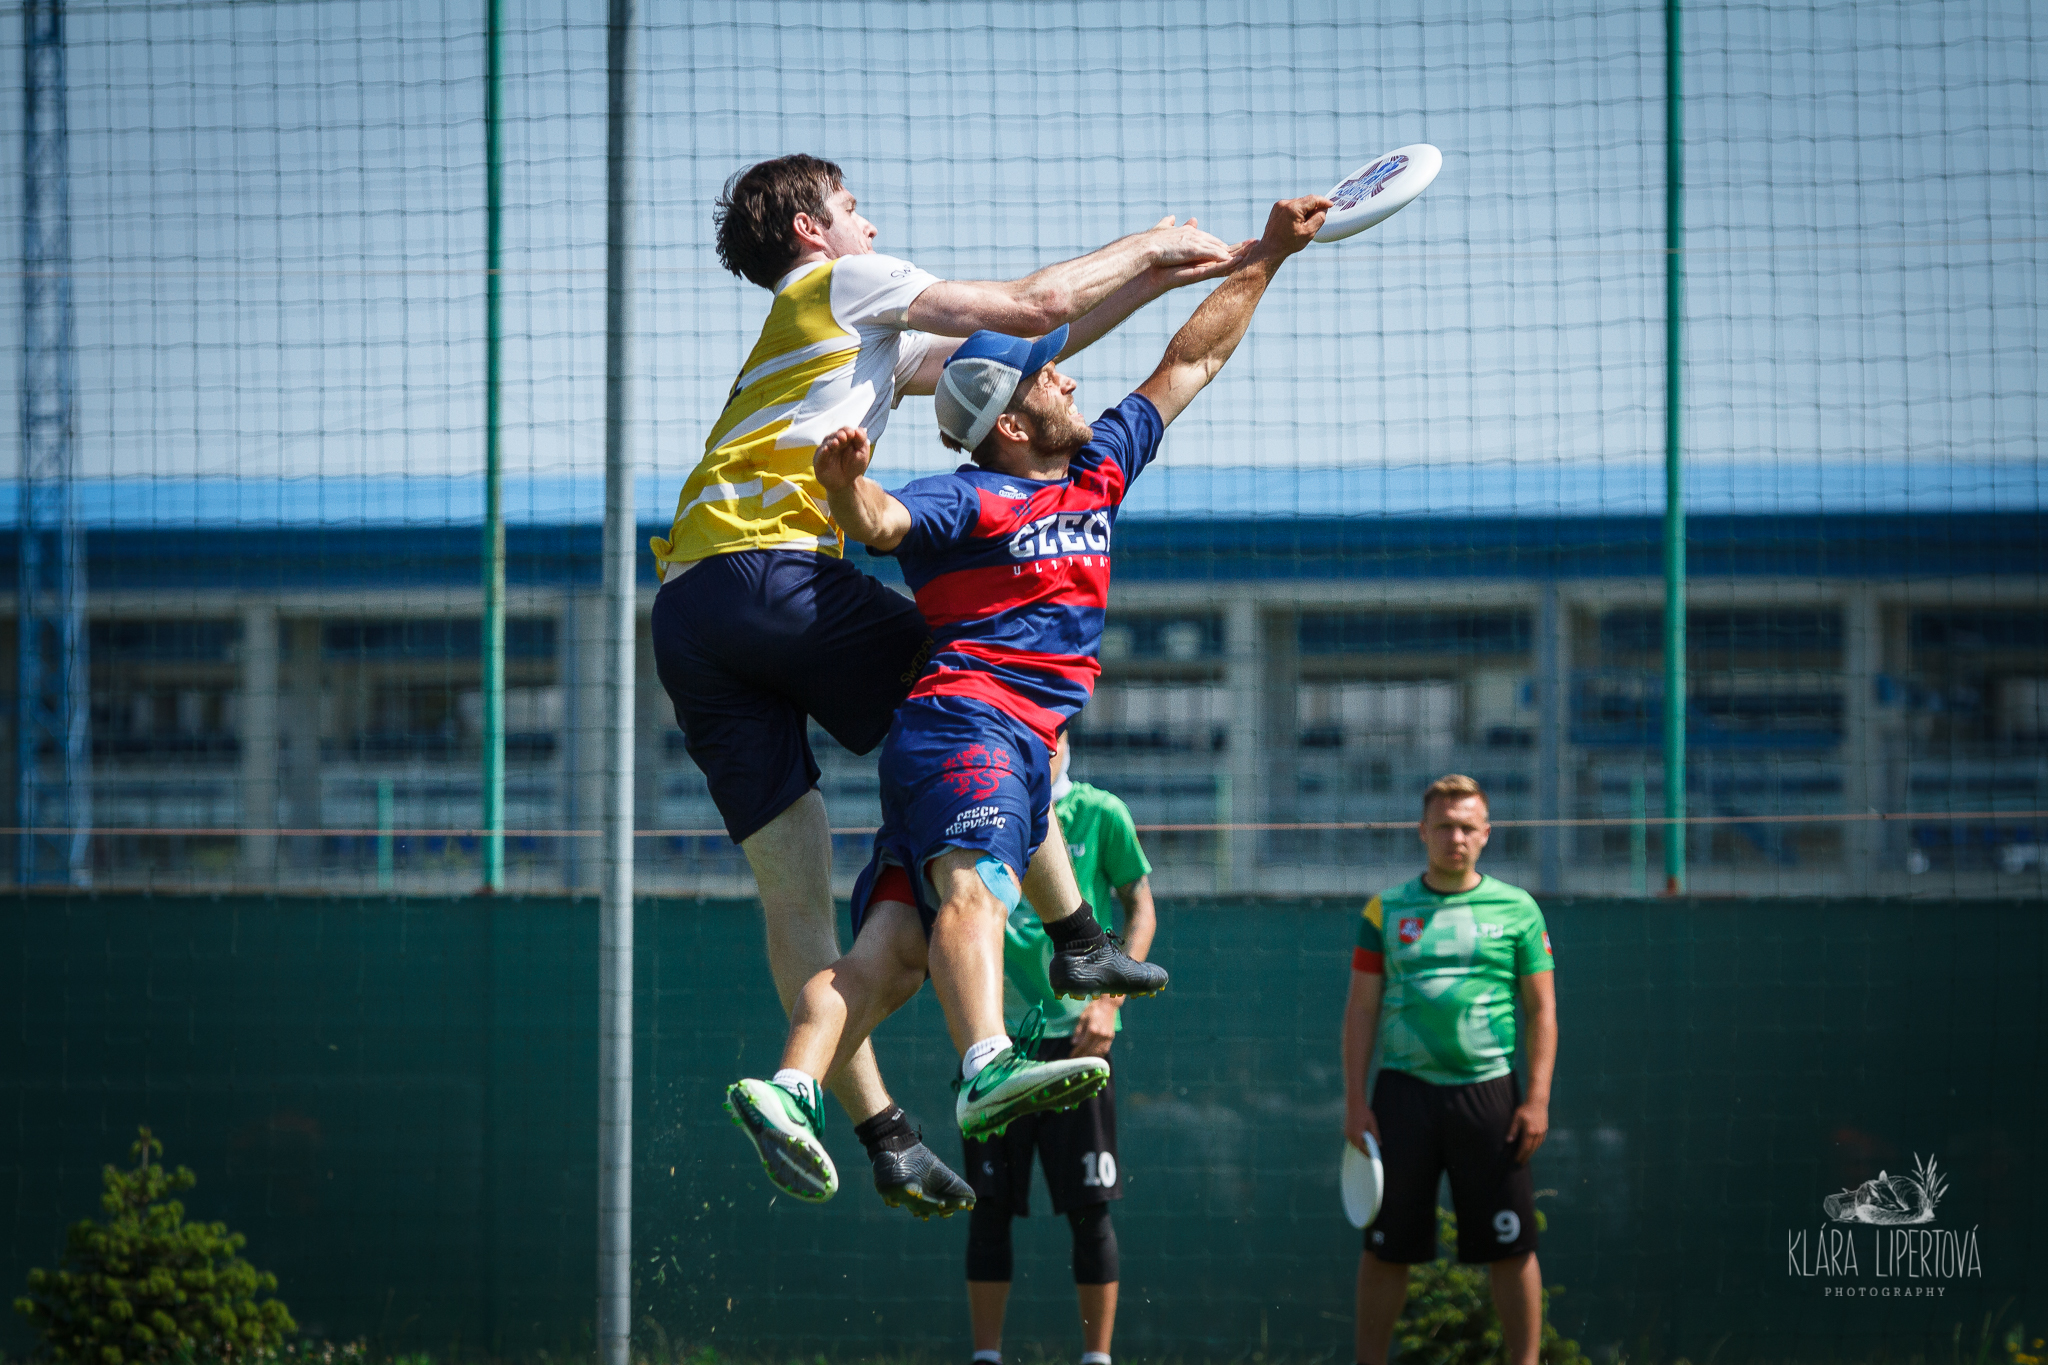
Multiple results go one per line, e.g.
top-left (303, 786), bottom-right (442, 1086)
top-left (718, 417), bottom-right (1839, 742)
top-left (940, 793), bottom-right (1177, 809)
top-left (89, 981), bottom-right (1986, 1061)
top-left (7, 512), bottom-right (2043, 898)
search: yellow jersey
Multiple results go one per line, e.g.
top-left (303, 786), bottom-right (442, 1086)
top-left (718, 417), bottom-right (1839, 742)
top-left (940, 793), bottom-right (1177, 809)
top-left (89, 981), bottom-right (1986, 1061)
top-left (651, 252), bottom-right (941, 576)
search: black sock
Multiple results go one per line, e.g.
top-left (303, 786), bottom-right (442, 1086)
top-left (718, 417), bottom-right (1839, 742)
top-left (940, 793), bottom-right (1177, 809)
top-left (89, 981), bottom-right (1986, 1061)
top-left (853, 1106), bottom-right (920, 1159)
top-left (1044, 902), bottom-right (1106, 951)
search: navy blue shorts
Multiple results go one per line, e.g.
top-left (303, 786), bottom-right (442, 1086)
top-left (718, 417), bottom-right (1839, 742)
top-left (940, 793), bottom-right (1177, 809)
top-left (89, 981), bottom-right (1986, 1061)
top-left (849, 695), bottom-right (1050, 941)
top-left (650, 548), bottom-right (933, 844)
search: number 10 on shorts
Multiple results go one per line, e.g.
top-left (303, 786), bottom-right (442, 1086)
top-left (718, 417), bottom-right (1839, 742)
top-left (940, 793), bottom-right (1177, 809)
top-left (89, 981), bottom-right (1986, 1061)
top-left (1081, 1151), bottom-right (1118, 1188)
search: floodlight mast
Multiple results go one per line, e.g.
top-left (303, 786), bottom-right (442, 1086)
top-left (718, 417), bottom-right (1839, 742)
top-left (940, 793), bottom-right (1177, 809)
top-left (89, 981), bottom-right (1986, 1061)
top-left (17, 0), bottom-right (91, 888)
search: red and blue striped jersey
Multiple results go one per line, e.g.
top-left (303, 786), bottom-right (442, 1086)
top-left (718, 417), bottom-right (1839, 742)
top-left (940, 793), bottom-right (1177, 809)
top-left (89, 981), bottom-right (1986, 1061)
top-left (879, 393), bottom-right (1164, 751)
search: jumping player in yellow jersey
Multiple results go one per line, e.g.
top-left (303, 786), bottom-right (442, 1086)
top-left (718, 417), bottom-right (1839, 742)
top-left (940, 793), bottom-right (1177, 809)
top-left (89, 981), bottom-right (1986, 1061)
top-left (650, 154), bottom-right (1245, 1219)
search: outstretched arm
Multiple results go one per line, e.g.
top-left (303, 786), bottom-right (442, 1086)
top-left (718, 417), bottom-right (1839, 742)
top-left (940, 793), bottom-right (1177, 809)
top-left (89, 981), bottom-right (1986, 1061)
top-left (900, 222), bottom-right (1256, 396)
top-left (1058, 222), bottom-right (1258, 360)
top-left (904, 217), bottom-right (1238, 339)
top-left (1134, 194), bottom-right (1331, 427)
top-left (812, 426), bottom-right (909, 552)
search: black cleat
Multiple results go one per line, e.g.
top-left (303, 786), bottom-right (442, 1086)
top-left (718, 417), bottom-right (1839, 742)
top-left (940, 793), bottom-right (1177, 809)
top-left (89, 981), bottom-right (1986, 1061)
top-left (873, 1139), bottom-right (976, 1219)
top-left (1049, 929), bottom-right (1168, 1000)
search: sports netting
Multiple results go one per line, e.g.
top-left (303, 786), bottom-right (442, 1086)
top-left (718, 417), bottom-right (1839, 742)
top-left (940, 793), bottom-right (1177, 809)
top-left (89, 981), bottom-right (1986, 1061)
top-left (3, 0), bottom-right (2044, 1358)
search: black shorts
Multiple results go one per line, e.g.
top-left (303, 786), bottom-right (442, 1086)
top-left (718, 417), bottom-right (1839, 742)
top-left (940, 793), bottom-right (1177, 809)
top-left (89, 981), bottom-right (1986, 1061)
top-left (1366, 1068), bottom-right (1538, 1265)
top-left (961, 1036), bottom-right (1121, 1217)
top-left (649, 548), bottom-right (932, 843)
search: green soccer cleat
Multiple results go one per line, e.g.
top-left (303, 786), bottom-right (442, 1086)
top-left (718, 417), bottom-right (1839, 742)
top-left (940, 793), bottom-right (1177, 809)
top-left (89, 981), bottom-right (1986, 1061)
top-left (724, 1077), bottom-right (837, 1203)
top-left (953, 1010), bottom-right (1110, 1141)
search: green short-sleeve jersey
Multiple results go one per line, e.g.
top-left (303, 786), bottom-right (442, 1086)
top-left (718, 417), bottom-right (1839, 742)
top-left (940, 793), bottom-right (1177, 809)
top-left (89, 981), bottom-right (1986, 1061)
top-left (1353, 873), bottom-right (1553, 1087)
top-left (1006, 781), bottom-right (1153, 1037)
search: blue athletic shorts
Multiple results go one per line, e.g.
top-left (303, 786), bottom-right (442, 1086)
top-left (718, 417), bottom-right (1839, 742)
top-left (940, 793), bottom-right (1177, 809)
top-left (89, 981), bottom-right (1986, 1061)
top-left (849, 695), bottom-right (1050, 941)
top-left (650, 548), bottom-right (933, 844)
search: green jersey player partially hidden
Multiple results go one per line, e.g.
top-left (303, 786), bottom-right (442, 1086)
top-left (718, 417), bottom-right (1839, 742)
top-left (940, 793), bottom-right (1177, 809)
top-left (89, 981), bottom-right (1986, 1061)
top-left (997, 735), bottom-right (1152, 1045)
top-left (1343, 773), bottom-right (1558, 1365)
top-left (965, 728), bottom-right (1156, 1365)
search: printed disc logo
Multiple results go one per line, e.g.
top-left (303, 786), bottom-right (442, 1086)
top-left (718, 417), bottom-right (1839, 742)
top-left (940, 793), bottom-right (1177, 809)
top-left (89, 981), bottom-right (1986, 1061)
top-left (1397, 916), bottom-right (1424, 945)
top-left (1332, 155), bottom-right (1409, 209)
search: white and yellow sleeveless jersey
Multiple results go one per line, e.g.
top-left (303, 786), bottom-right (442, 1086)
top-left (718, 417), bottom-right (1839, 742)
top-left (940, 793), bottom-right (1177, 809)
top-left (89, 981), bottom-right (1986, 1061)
top-left (651, 252), bottom-right (941, 575)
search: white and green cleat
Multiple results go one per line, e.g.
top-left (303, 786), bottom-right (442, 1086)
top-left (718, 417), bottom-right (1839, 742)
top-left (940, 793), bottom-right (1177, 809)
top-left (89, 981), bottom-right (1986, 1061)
top-left (724, 1077), bottom-right (837, 1203)
top-left (953, 1011), bottom-right (1110, 1141)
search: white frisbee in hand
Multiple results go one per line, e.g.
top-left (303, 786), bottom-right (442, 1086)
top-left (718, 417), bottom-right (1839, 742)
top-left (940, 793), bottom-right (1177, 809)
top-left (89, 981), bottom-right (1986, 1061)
top-left (1340, 1132), bottom-right (1385, 1229)
top-left (1314, 144), bottom-right (1443, 243)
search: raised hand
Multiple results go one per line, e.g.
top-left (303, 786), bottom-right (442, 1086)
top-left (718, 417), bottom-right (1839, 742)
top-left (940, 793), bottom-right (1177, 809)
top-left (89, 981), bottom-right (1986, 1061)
top-left (1156, 235), bottom-right (1259, 288)
top-left (812, 425), bottom-right (872, 492)
top-left (1145, 215), bottom-right (1235, 269)
top-left (1262, 194), bottom-right (1333, 258)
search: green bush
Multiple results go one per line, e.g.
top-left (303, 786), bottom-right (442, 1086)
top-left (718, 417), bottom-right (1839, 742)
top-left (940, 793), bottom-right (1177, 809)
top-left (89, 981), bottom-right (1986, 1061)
top-left (1395, 1208), bottom-right (1590, 1365)
top-left (13, 1126), bottom-right (296, 1364)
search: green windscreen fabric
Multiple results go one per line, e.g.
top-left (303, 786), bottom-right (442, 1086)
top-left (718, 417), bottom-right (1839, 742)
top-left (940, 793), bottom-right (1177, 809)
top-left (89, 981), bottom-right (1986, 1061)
top-left (2, 894), bottom-right (2040, 1358)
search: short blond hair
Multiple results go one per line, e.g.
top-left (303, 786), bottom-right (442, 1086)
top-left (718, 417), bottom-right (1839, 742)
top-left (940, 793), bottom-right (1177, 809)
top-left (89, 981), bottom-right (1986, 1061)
top-left (1421, 773), bottom-right (1488, 819)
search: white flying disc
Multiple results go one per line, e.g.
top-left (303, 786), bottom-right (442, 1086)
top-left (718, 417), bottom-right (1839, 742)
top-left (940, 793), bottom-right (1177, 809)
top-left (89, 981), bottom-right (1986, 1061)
top-left (1340, 1133), bottom-right (1384, 1229)
top-left (1314, 144), bottom-right (1442, 243)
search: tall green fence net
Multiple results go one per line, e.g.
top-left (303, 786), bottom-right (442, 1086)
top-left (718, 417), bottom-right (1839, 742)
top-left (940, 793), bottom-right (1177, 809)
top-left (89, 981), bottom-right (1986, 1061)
top-left (3, 1), bottom-right (2043, 1357)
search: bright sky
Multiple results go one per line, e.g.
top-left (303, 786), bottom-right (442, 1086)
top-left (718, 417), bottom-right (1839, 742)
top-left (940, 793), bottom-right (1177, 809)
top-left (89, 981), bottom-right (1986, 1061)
top-left (0, 0), bottom-right (2040, 521)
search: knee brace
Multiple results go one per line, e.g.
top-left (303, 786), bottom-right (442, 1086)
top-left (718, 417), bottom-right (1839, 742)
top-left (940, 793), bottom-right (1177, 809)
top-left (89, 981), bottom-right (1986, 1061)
top-left (966, 1202), bottom-right (1014, 1282)
top-left (1068, 1205), bottom-right (1119, 1285)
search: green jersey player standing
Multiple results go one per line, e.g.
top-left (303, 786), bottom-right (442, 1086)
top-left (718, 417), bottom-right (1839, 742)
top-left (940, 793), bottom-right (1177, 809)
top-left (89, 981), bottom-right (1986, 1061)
top-left (964, 728), bottom-right (1155, 1365)
top-left (1342, 774), bottom-right (1558, 1365)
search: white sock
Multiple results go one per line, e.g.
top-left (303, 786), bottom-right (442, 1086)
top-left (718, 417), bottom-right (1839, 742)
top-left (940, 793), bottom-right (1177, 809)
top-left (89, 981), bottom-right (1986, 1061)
top-left (770, 1068), bottom-right (819, 1110)
top-left (1081, 1354), bottom-right (1111, 1365)
top-left (973, 1352), bottom-right (1002, 1365)
top-left (961, 1034), bottom-right (1010, 1080)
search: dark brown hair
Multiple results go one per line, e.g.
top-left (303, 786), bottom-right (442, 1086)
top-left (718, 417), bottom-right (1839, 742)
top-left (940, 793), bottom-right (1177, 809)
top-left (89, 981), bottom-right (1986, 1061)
top-left (714, 154), bottom-right (844, 289)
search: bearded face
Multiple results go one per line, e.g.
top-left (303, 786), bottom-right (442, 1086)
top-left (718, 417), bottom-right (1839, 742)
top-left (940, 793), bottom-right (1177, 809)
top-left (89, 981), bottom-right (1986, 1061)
top-left (1016, 368), bottom-right (1094, 457)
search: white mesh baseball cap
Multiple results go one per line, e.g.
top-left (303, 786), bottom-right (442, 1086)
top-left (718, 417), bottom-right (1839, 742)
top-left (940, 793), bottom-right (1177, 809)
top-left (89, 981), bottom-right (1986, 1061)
top-left (932, 325), bottom-right (1068, 451)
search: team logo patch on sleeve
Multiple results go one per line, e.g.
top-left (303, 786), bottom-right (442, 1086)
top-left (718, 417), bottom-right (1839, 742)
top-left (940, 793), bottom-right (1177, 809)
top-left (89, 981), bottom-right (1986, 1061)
top-left (1397, 917), bottom-right (1424, 945)
top-left (1543, 930), bottom-right (1553, 955)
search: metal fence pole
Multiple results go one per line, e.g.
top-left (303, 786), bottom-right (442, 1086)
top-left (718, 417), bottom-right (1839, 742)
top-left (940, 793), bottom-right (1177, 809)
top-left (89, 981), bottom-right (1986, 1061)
top-left (1662, 0), bottom-right (1687, 894)
top-left (598, 0), bottom-right (636, 1361)
top-left (1537, 581), bottom-right (1562, 894)
top-left (481, 0), bottom-right (506, 893)
top-left (18, 0), bottom-right (91, 888)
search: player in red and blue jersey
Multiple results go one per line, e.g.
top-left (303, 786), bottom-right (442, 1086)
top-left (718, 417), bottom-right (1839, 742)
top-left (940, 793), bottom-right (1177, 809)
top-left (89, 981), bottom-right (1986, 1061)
top-left (723, 194), bottom-right (1331, 1197)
